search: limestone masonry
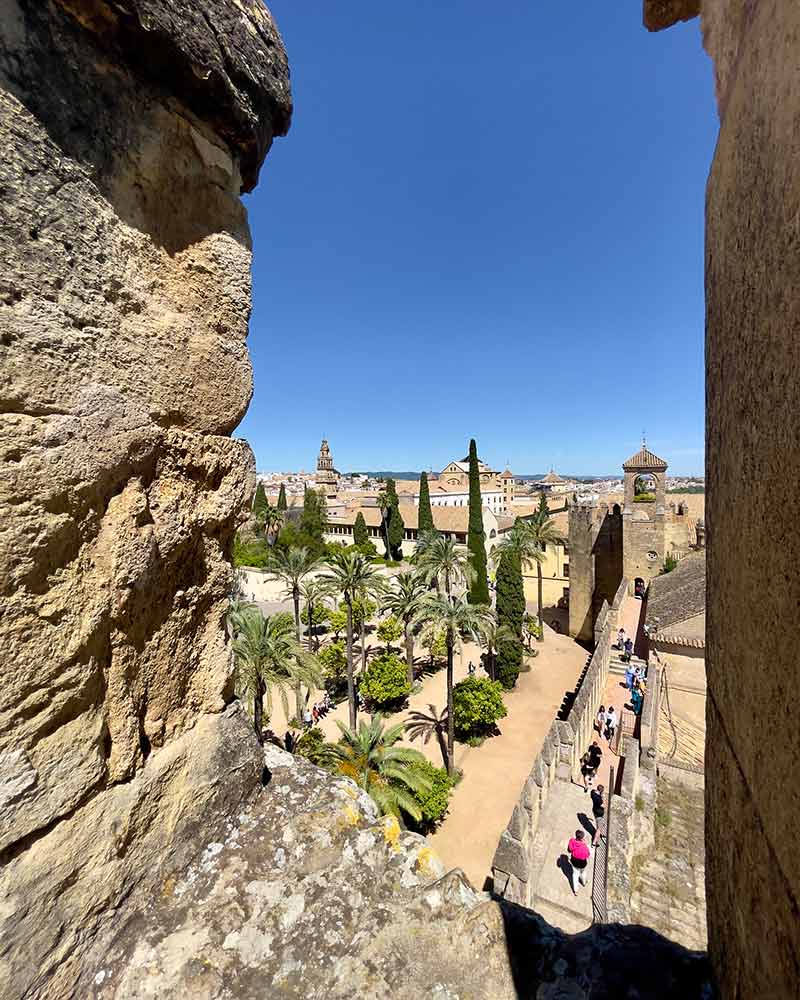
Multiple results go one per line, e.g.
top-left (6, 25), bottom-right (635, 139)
top-left (1, 0), bottom-right (797, 996)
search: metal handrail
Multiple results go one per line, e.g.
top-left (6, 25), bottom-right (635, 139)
top-left (591, 764), bottom-right (614, 923)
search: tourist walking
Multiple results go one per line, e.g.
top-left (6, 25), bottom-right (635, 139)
top-left (567, 830), bottom-right (591, 893)
top-left (624, 663), bottom-right (635, 689)
top-left (595, 705), bottom-right (606, 737)
top-left (303, 707), bottom-right (313, 729)
top-left (468, 660), bottom-right (476, 677)
top-left (591, 785), bottom-right (606, 846)
top-left (624, 637), bottom-right (634, 662)
top-left (605, 705), bottom-right (617, 743)
top-left (582, 739), bottom-right (603, 791)
top-left (631, 682), bottom-right (644, 715)
top-left (617, 627), bottom-right (626, 651)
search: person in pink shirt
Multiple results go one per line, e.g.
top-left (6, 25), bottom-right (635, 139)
top-left (567, 829), bottom-right (591, 893)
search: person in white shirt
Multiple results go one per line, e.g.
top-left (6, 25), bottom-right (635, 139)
top-left (595, 705), bottom-right (607, 737)
top-left (605, 705), bottom-right (617, 742)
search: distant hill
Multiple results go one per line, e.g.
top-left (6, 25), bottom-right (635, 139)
top-left (352, 472), bottom-right (619, 482)
top-left (352, 471), bottom-right (423, 480)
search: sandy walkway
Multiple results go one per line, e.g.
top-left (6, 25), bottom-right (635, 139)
top-left (427, 626), bottom-right (587, 889)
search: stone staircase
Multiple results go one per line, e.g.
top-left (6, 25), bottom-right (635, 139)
top-left (609, 652), bottom-right (647, 676)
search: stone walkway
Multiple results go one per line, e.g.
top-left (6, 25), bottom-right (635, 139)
top-left (630, 774), bottom-right (707, 951)
top-left (525, 779), bottom-right (597, 933)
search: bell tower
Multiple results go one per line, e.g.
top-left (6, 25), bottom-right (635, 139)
top-left (621, 439), bottom-right (668, 593)
top-left (315, 438), bottom-right (339, 493)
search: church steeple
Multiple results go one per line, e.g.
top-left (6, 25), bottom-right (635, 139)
top-left (316, 438), bottom-right (339, 492)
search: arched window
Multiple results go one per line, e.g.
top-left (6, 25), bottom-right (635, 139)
top-left (633, 474), bottom-right (657, 502)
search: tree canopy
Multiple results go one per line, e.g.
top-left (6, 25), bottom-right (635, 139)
top-left (353, 511), bottom-right (369, 546)
top-left (418, 471), bottom-right (435, 535)
top-left (253, 481), bottom-right (268, 519)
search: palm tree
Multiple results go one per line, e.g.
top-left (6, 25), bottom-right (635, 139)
top-left (414, 594), bottom-right (494, 774)
top-left (229, 607), bottom-right (322, 742)
top-left (415, 533), bottom-right (472, 600)
top-left (405, 703), bottom-right (449, 771)
top-left (300, 577), bottom-right (329, 652)
top-left (331, 715), bottom-right (432, 822)
top-left (266, 546), bottom-right (323, 716)
top-left (526, 514), bottom-right (566, 641)
top-left (321, 550), bottom-right (384, 729)
top-left (262, 503), bottom-right (283, 546)
top-left (382, 570), bottom-right (427, 686)
top-left (478, 618), bottom-right (519, 681)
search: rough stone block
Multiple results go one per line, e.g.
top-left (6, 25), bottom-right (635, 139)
top-left (492, 831), bottom-right (529, 883)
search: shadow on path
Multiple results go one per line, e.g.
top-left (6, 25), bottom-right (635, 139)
top-left (498, 898), bottom-right (712, 999)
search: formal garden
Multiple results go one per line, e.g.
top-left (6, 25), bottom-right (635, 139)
top-left (228, 442), bottom-right (567, 836)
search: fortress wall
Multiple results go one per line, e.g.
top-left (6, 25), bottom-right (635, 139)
top-left (0, 2), bottom-right (291, 993)
top-left (700, 0), bottom-right (800, 994)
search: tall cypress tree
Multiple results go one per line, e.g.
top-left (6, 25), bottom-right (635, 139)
top-left (353, 511), bottom-right (369, 546)
top-left (300, 487), bottom-right (327, 546)
top-left (277, 483), bottom-right (287, 512)
top-left (466, 439), bottom-right (489, 603)
top-left (495, 549), bottom-right (524, 688)
top-left (379, 479), bottom-right (404, 560)
top-left (536, 493), bottom-right (549, 522)
top-left (386, 479), bottom-right (405, 559)
top-left (253, 482), bottom-right (268, 518)
top-left (418, 471), bottom-right (435, 535)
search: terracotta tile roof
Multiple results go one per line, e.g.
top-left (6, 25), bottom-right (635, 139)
top-left (542, 469), bottom-right (565, 484)
top-left (646, 551), bottom-right (705, 632)
top-left (622, 446), bottom-right (668, 471)
top-left (328, 502), bottom-right (472, 534)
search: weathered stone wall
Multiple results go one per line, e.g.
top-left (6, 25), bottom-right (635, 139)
top-left (594, 508), bottom-right (624, 607)
top-left (622, 509), bottom-right (667, 591)
top-left (646, 0), bottom-right (800, 991)
top-left (701, 0), bottom-right (800, 994)
top-left (0, 1), bottom-right (290, 993)
top-left (567, 499), bottom-right (600, 639)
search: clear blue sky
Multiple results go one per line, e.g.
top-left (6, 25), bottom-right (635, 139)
top-left (238, 1), bottom-right (716, 476)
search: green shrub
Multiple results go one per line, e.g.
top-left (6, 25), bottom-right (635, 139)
top-left (359, 652), bottom-right (411, 710)
top-left (452, 676), bottom-right (507, 740)
top-left (293, 728), bottom-right (336, 767)
top-left (661, 553), bottom-right (679, 575)
top-left (327, 608), bottom-right (348, 639)
top-left (357, 541), bottom-right (378, 558)
top-left (318, 641), bottom-right (347, 699)
top-left (275, 521), bottom-right (326, 558)
top-left (633, 492), bottom-right (656, 503)
top-left (318, 641), bottom-right (347, 677)
top-left (301, 603), bottom-right (330, 627)
top-left (523, 614), bottom-right (542, 644)
top-left (376, 615), bottom-right (403, 649)
top-left (426, 630), bottom-right (448, 663)
top-left (407, 760), bottom-right (454, 832)
top-left (232, 532), bottom-right (271, 568)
